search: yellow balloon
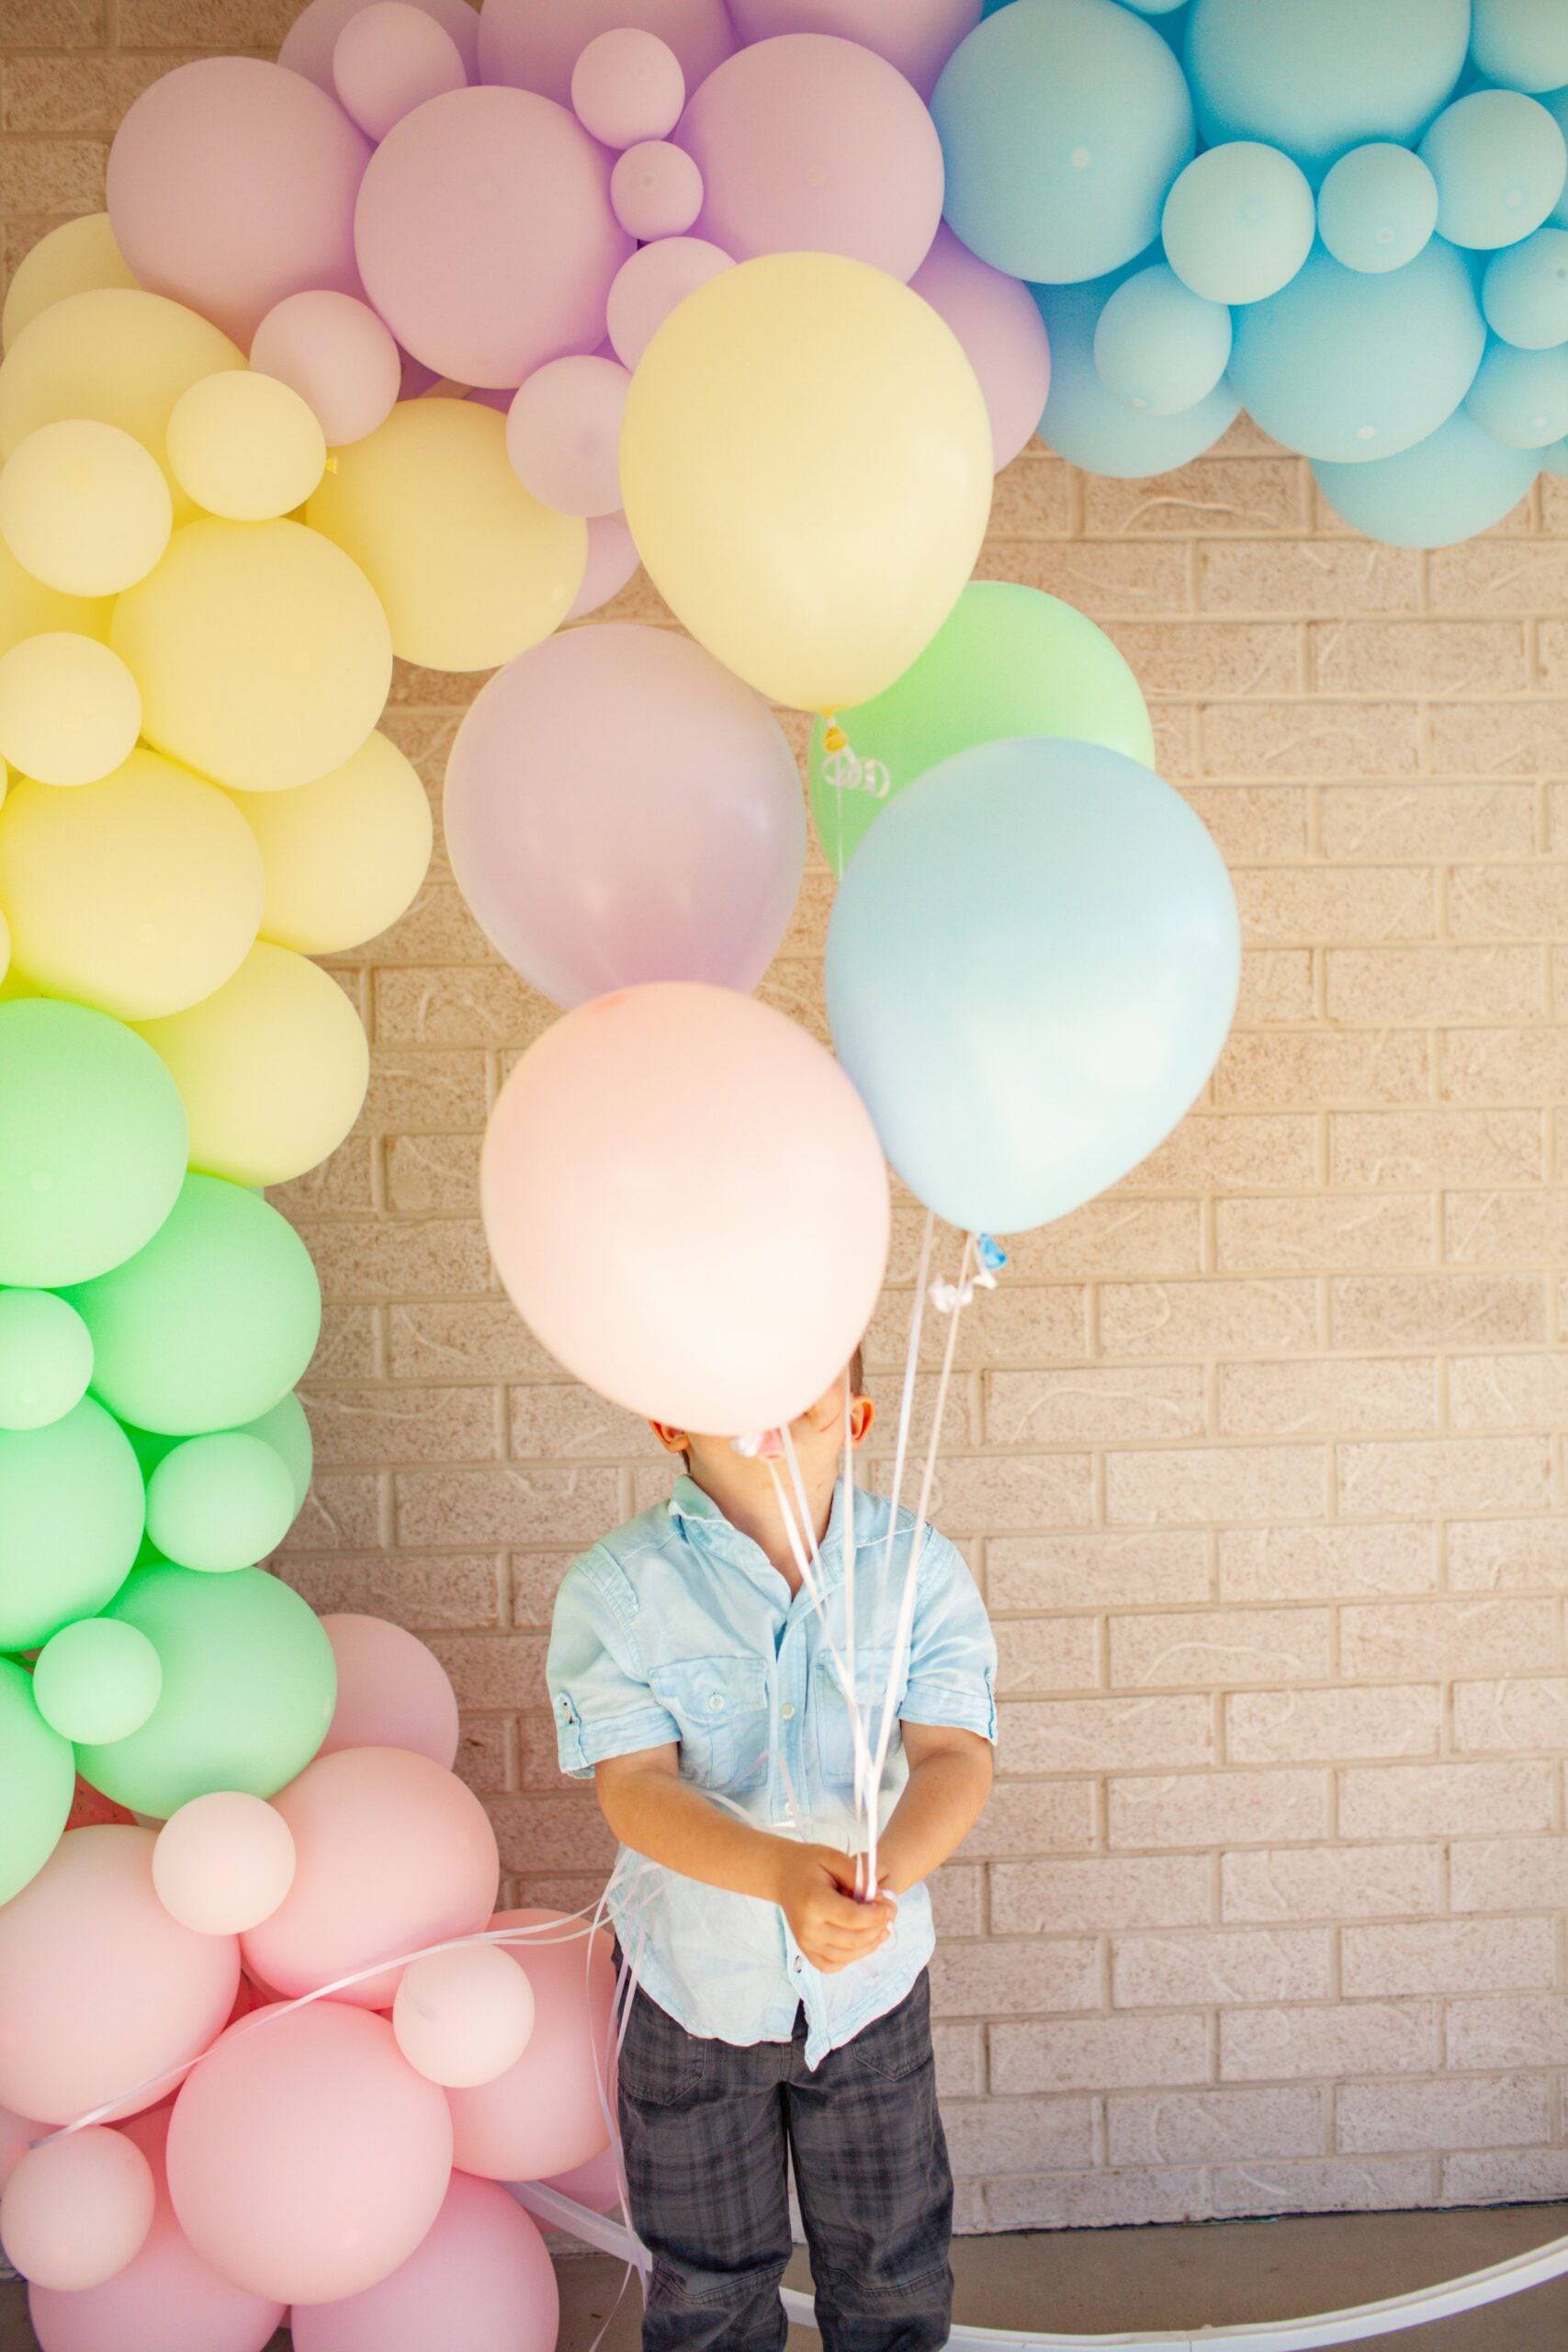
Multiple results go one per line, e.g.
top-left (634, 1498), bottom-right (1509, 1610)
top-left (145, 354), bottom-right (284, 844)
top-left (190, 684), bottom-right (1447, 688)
top-left (0, 419), bottom-right (172, 596)
top-left (133, 942), bottom-right (369, 1187)
top-left (306, 398), bottom-right (586, 673)
top-left (229, 731), bottom-right (433, 956)
top-left (0, 535), bottom-right (110, 659)
top-left (0, 634), bottom-right (141, 787)
top-left (166, 371), bottom-right (328, 523)
top-left (621, 254), bottom-right (993, 712)
top-left (0, 748), bottom-right (263, 1020)
top-left (110, 517), bottom-right (392, 792)
top-left (2, 216), bottom-right (140, 353)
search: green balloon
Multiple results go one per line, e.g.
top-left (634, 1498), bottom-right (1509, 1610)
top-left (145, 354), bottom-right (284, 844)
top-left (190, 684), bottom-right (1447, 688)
top-left (0, 1657), bottom-right (73, 1906)
top-left (0, 1000), bottom-right (187, 1287)
top-left (74, 1561), bottom-right (336, 1817)
top-left (63, 1174), bottom-right (321, 1437)
top-left (806, 580), bottom-right (1157, 876)
top-left (32, 1615), bottom-right (163, 1744)
top-left (235, 1390), bottom-right (313, 1513)
top-left (0, 1396), bottom-right (144, 1648)
top-left (147, 1431), bottom-right (298, 1573)
top-left (0, 1288), bottom-right (93, 1430)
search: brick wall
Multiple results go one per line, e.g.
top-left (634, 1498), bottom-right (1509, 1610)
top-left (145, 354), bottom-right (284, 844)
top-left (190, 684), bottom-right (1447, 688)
top-left (8, 0), bottom-right (1568, 2237)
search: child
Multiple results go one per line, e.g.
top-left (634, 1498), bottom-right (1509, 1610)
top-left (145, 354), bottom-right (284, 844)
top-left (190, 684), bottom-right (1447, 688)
top-left (547, 1352), bottom-right (997, 2352)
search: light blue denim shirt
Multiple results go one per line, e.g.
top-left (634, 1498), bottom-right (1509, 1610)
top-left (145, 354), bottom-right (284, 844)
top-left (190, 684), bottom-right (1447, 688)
top-left (547, 1474), bottom-right (997, 2069)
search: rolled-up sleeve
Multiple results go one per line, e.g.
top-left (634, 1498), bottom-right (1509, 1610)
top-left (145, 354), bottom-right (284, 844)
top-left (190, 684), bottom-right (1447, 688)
top-left (900, 1532), bottom-right (998, 1744)
top-left (547, 1550), bottom-right (681, 1780)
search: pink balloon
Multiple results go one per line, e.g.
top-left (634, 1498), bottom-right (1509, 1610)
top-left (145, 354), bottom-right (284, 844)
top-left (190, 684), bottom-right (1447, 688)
top-left (292, 2172), bottom-right (558, 2352)
top-left (506, 355), bottom-right (629, 517)
top-left (910, 222), bottom-right (1050, 470)
top-left (354, 85), bottom-right (632, 387)
top-left (479, 0), bottom-right (733, 106)
top-left (333, 2), bottom-right (468, 141)
top-left (726, 0), bottom-right (980, 100)
top-left (677, 34), bottom-right (944, 280)
top-left (106, 58), bottom-right (370, 346)
top-left (611, 139), bottom-right (705, 238)
top-left (319, 1614), bottom-right (460, 1769)
top-left (1, 2127), bottom-right (155, 2290)
top-left (28, 2109), bottom-right (284, 2352)
top-left (567, 511), bottom-right (640, 619)
top-left (152, 1793), bottom-right (297, 1939)
top-left (571, 28), bottom-right (685, 146)
top-left (249, 290), bottom-right (402, 447)
top-left (542, 2138), bottom-right (623, 2214)
top-left (0, 2106), bottom-right (36, 2190)
top-left (0, 1828), bottom-right (239, 2128)
top-left (280, 0), bottom-right (480, 88)
top-left (392, 1944), bottom-right (536, 2087)
top-left (446, 1911), bottom-right (616, 2180)
top-left (605, 235), bottom-right (733, 369)
top-left (480, 985), bottom-right (890, 1432)
top-left (240, 1747), bottom-right (499, 2008)
top-left (166, 2003), bottom-right (453, 2304)
top-left (446, 623), bottom-right (805, 1007)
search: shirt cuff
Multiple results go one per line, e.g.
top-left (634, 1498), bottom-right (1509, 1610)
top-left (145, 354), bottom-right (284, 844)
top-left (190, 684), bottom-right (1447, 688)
top-left (898, 1675), bottom-right (998, 1745)
top-left (554, 1695), bottom-right (682, 1781)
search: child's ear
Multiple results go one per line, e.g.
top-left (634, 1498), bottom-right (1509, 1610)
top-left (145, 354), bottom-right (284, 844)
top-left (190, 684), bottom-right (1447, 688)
top-left (649, 1420), bottom-right (691, 1457)
top-left (849, 1395), bottom-right (875, 1447)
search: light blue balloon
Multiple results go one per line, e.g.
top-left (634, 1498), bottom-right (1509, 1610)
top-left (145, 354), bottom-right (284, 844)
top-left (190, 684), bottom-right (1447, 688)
top-left (1545, 90), bottom-right (1568, 230)
top-left (1483, 227), bottom-right (1568, 348)
top-left (1317, 143), bottom-right (1439, 275)
top-left (1161, 141), bottom-right (1315, 305)
top-left (1464, 337), bottom-right (1568, 448)
top-left (1227, 240), bottom-right (1484, 463)
top-left (1093, 263), bottom-right (1232, 416)
top-left (1540, 435), bottom-right (1568, 478)
top-left (1471, 0), bottom-right (1568, 96)
top-left (1314, 408), bottom-right (1536, 547)
top-left (1187, 0), bottom-right (1469, 180)
top-left (1035, 274), bottom-right (1239, 476)
top-left (1419, 91), bottom-right (1567, 250)
top-left (825, 740), bottom-right (1240, 1237)
top-left (931, 0), bottom-right (1194, 284)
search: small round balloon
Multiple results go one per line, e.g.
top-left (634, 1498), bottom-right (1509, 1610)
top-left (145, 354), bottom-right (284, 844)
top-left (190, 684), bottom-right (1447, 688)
top-left (289, 2172), bottom-right (559, 2352)
top-left (164, 373), bottom-right (326, 523)
top-left (610, 141), bottom-right (703, 239)
top-left (1094, 265), bottom-right (1232, 416)
top-left (1317, 143), bottom-right (1439, 276)
top-left (0, 1290), bottom-right (92, 1430)
top-left (319, 1614), bottom-right (459, 1769)
top-left (230, 731), bottom-right (433, 958)
top-left (1464, 339), bottom-right (1568, 449)
top-left (145, 1431), bottom-right (299, 1573)
top-left (0, 2127), bottom-right (155, 2290)
top-left (1420, 90), bottom-right (1567, 252)
top-left (1160, 141), bottom-right (1315, 306)
top-left (477, 0), bottom-right (732, 104)
top-left (152, 1792), bottom-right (297, 1937)
top-left (1035, 276), bottom-right (1238, 480)
top-left (393, 1945), bottom-right (536, 2088)
top-left (446, 1911), bottom-right (615, 2180)
top-left (0, 1658), bottom-right (73, 1909)
top-left (1483, 227), bottom-right (1568, 351)
top-left (571, 28), bottom-right (685, 145)
top-left (1186, 0), bottom-right (1470, 177)
top-left (281, 0), bottom-right (479, 86)
top-left (604, 237), bottom-right (734, 371)
top-left (248, 293), bottom-right (401, 450)
top-left (0, 1398), bottom-right (145, 1652)
top-left (0, 419), bottom-right (171, 595)
top-left (908, 224), bottom-right (1051, 472)
top-left (333, 3), bottom-right (467, 141)
top-left (0, 213), bottom-right (138, 352)
top-left (0, 633), bottom-right (141, 788)
top-left (32, 1620), bottom-right (164, 1746)
top-left (505, 356), bottom-right (629, 518)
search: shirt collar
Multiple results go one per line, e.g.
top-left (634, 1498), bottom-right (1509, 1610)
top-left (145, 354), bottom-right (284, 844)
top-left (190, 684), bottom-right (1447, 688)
top-left (668, 1471), bottom-right (855, 1585)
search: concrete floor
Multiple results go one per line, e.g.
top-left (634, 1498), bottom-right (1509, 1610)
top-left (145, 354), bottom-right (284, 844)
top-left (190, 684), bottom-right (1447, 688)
top-left (6, 2204), bottom-right (1568, 2348)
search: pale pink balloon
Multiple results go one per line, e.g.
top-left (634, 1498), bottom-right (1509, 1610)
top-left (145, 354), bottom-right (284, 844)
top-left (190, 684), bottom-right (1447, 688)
top-left (28, 2109), bottom-right (284, 2352)
top-left (479, 0), bottom-right (732, 106)
top-left (152, 1794), bottom-right (297, 1939)
top-left (0, 1828), bottom-right (239, 2128)
top-left (250, 289), bottom-right (402, 447)
top-left (166, 2003), bottom-right (453, 2304)
top-left (543, 2137), bottom-right (623, 2213)
top-left (571, 28), bottom-right (685, 147)
top-left (678, 34), bottom-right (944, 281)
top-left (446, 623), bottom-right (805, 1008)
top-left (106, 58), bottom-right (371, 346)
top-left (240, 1746), bottom-right (498, 2008)
top-left (1, 2127), bottom-right (154, 2290)
top-left (446, 1911), bottom-right (616, 2180)
top-left (726, 0), bottom-right (981, 100)
top-left (567, 511), bottom-right (640, 618)
top-left (612, 139), bottom-right (704, 238)
top-left (333, 2), bottom-right (468, 141)
top-left (354, 85), bottom-right (632, 387)
top-left (480, 986), bottom-right (890, 1433)
top-left (292, 2172), bottom-right (558, 2352)
top-left (393, 1943), bottom-right (536, 2087)
top-left (605, 235), bottom-right (732, 369)
top-left (506, 355), bottom-right (629, 517)
top-left (319, 1613), bottom-right (460, 1768)
top-left (0, 2106), bottom-right (36, 2189)
top-left (910, 222), bottom-right (1050, 469)
top-left (280, 0), bottom-right (480, 88)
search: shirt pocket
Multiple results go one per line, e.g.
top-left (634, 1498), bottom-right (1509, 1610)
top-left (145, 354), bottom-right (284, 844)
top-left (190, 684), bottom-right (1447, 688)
top-left (648, 1655), bottom-right (771, 1795)
top-left (814, 1646), bottom-right (902, 1788)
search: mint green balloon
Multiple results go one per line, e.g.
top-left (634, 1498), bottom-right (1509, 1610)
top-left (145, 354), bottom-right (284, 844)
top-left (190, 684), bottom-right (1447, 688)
top-left (146, 1431), bottom-right (298, 1573)
top-left (0, 1657), bottom-right (73, 1905)
top-left (0, 1000), bottom-right (186, 1288)
top-left (74, 1562), bottom-right (336, 1817)
top-left (806, 581), bottom-right (1156, 876)
top-left (63, 1174), bottom-right (321, 1437)
top-left (0, 1289), bottom-right (93, 1430)
top-left (32, 1615), bottom-right (163, 1744)
top-left (236, 1390), bottom-right (313, 1513)
top-left (0, 1396), bottom-right (144, 1648)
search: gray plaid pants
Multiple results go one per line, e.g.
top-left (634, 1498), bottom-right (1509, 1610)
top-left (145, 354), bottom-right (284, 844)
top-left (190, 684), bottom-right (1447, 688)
top-left (617, 1970), bottom-right (953, 2352)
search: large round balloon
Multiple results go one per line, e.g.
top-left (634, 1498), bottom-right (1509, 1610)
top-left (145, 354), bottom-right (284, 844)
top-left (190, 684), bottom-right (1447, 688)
top-left (165, 370), bottom-right (327, 523)
top-left (477, 0), bottom-right (733, 102)
top-left (0, 1001), bottom-right (186, 1288)
top-left (908, 224), bottom-right (1050, 472)
top-left (1160, 142), bottom-right (1316, 307)
top-left (446, 624), bottom-right (805, 1007)
top-left (319, 1614), bottom-right (459, 1769)
top-left (0, 631), bottom-right (142, 789)
top-left (107, 58), bottom-right (369, 346)
top-left (807, 581), bottom-right (1153, 876)
top-left (1419, 90), bottom-right (1567, 253)
top-left (152, 1792), bottom-right (297, 1938)
top-left (620, 253), bottom-right (990, 712)
top-left (1313, 408), bottom-right (1538, 549)
top-left (0, 2123), bottom-right (155, 2290)
top-left (0, 418), bottom-right (171, 596)
top-left (1, 213), bottom-right (139, 351)
top-left (726, 0), bottom-right (976, 101)
top-left (1035, 275), bottom-right (1238, 479)
top-left (291, 2173), bottom-right (559, 2352)
top-left (1472, 0), bottom-right (1568, 94)
top-left (62, 1175), bottom-right (321, 1437)
top-left (931, 0), bottom-right (1193, 284)
top-left (1186, 0), bottom-right (1470, 178)
top-left (0, 1289), bottom-right (92, 1430)
top-left (0, 1398), bottom-right (144, 1651)
top-left (482, 985), bottom-right (889, 1434)
top-left (231, 730), bottom-right (433, 957)
top-left (1093, 265), bottom-right (1232, 418)
top-left (0, 1659), bottom-right (73, 1910)
top-left (825, 739), bottom-right (1240, 1236)
top-left (1316, 142), bottom-right (1439, 276)
top-left (0, 1827), bottom-right (238, 2126)
top-left (447, 1912), bottom-right (616, 2179)
top-left (73, 1564), bottom-right (337, 1818)
top-left (166, 2002), bottom-right (453, 2304)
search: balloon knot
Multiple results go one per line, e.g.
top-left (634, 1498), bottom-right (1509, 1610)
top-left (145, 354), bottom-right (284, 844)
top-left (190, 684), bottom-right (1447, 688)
top-left (930, 1237), bottom-right (1006, 1315)
top-left (733, 1429), bottom-right (784, 1459)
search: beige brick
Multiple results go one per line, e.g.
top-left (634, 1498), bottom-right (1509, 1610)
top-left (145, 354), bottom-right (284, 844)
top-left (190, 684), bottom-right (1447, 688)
top-left (991, 2013), bottom-right (1210, 2095)
top-left (308, 1304), bottom-right (379, 1383)
top-left (1450, 1836), bottom-right (1568, 1914)
top-left (960, 1782), bottom-right (1098, 1859)
top-left (1225, 1684), bottom-right (1441, 1765)
top-left (1442, 2150), bottom-right (1568, 2205)
top-left (984, 2167), bottom-right (1209, 2231)
top-left (1003, 1197), bottom-right (1203, 1282)
top-left (1111, 1928), bottom-right (1331, 2008)
top-left (986, 453), bottom-right (1072, 537)
top-left (303, 1383), bottom-right (499, 1467)
top-left (1217, 1357), bottom-right (1436, 1439)
top-left (1199, 542), bottom-right (1419, 616)
top-left (988, 1532), bottom-right (1211, 1612)
top-left (1181, 785), bottom-right (1313, 863)
top-left (392, 1464), bottom-right (621, 1548)
top-left (1446, 1996), bottom-right (1568, 2071)
top-left (0, 2), bottom-right (104, 39)
top-left (1218, 1524), bottom-right (1436, 1601)
top-left (998, 1694), bottom-right (1213, 1774)
top-left (1109, 2086), bottom-right (1325, 2166)
top-left (1311, 619), bottom-right (1526, 696)
top-left (280, 1551), bottom-right (503, 1629)
top-left (293, 1217), bottom-right (493, 1303)
top-left (1220, 2003), bottom-right (1440, 2082)
top-left (1235, 948), bottom-right (1316, 1024)
top-left (1100, 1279), bottom-right (1319, 1360)
top-left (1126, 1114), bottom-right (1319, 1192)
top-left (1339, 1599), bottom-right (1557, 1679)
top-left (118, 0), bottom-right (291, 34)
top-left (996, 537), bottom-right (1187, 610)
top-left (1337, 2074), bottom-right (1551, 2154)
top-left (1328, 1110), bottom-right (1544, 1187)
top-left (1214, 1193), bottom-right (1437, 1274)
top-left (1337, 1436), bottom-right (1551, 1517)
top-left (1105, 620), bottom-right (1299, 698)
top-left (1429, 701), bottom-right (1568, 775)
top-left (1320, 784), bottom-right (1535, 863)
top-left (1359, 1917), bottom-right (1560, 2004)
top-left (486, 1793), bottom-right (617, 1875)
top-left (1337, 1760), bottom-right (1555, 1840)
top-left (1084, 458), bottom-right (1305, 538)
top-left (931, 1939), bottom-right (1100, 2018)
top-left (931, 1865), bottom-right (984, 1939)
top-left (1325, 947), bottom-right (1543, 1024)
top-left (1453, 1675), bottom-right (1568, 1752)
top-left (1106, 1444), bottom-right (1328, 1527)
top-left (927, 1453), bottom-right (1095, 1534)
top-left (932, 2023), bottom-right (984, 2100)
top-left (423, 1634), bottom-right (547, 1712)
top-left (1201, 701), bottom-right (1419, 779)
top-left (1453, 864), bottom-right (1568, 943)
top-left (1111, 1607), bottom-right (1332, 1689)
top-left (986, 1365), bottom-right (1206, 1447)
top-left (374, 965), bottom-right (547, 1047)
top-left (1214, 1029), bottom-right (1430, 1108)
top-left (1222, 1844), bottom-right (1442, 1924)
top-left (383, 1133), bottom-right (481, 1216)
top-left (862, 1282), bottom-right (1088, 1371)
top-left (456, 1715), bottom-right (514, 1797)
top-left (388, 1302), bottom-right (554, 1382)
top-left (992, 1855), bottom-right (1212, 1936)
top-left (993, 1617), bottom-right (1101, 1695)
top-left (1445, 1190), bottom-right (1568, 1267)
top-left (278, 1473), bottom-right (382, 1554)
top-left (1110, 1770), bottom-right (1328, 1850)
top-left (355, 1048), bottom-right (488, 1132)
top-left (1439, 1025), bottom-right (1568, 1103)
top-left (1241, 867), bottom-right (1438, 944)
top-left (1329, 1273), bottom-right (1545, 1351)
top-left (1212, 2155), bottom-right (1434, 2219)
top-left (507, 1385), bottom-right (660, 1462)
top-left (0, 141), bottom-right (106, 212)
top-left (942, 2097), bottom-right (1094, 2178)
top-left (1428, 540), bottom-right (1568, 611)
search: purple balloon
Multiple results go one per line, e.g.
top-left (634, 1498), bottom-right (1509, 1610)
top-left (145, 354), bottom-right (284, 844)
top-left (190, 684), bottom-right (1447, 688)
top-left (505, 355), bottom-right (630, 517)
top-left (605, 237), bottom-right (733, 368)
top-left (726, 0), bottom-right (980, 102)
top-left (280, 0), bottom-right (480, 89)
top-left (445, 623), bottom-right (806, 1009)
top-left (478, 0), bottom-right (733, 107)
top-left (333, 3), bottom-right (468, 141)
top-left (909, 224), bottom-right (1051, 470)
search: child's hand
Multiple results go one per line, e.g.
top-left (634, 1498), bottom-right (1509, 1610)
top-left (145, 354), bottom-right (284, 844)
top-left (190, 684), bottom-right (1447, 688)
top-left (773, 1843), bottom-right (897, 1973)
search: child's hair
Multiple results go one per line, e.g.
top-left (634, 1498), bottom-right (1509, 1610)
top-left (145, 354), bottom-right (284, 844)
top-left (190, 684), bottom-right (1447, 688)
top-left (681, 1348), bottom-right (866, 1469)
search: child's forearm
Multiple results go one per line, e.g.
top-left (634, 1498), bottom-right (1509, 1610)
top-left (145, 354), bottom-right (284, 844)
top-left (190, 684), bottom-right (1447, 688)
top-left (597, 1760), bottom-right (792, 1903)
top-left (874, 1739), bottom-right (993, 1896)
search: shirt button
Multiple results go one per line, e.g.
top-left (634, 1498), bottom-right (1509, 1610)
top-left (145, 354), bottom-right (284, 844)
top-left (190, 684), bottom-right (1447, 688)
top-left (779, 1702), bottom-right (795, 1721)
top-left (793, 1956), bottom-right (805, 1976)
top-left (707, 1692), bottom-right (725, 1712)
